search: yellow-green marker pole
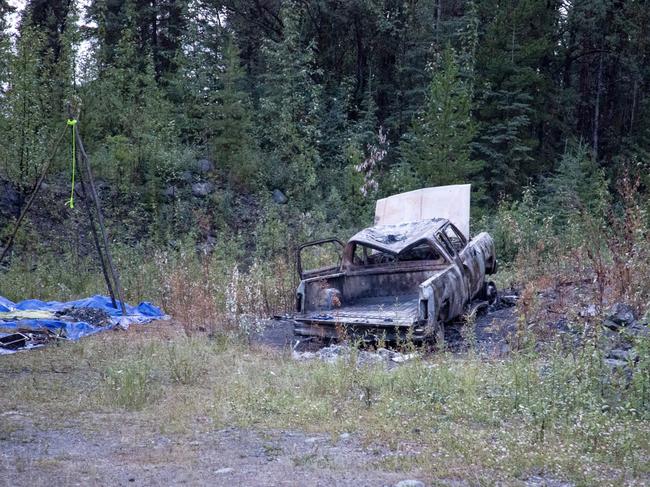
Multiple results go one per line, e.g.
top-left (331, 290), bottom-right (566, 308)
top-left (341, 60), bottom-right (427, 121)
top-left (66, 118), bottom-right (77, 208)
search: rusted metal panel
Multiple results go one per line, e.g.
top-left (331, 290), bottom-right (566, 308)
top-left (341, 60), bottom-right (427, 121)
top-left (295, 294), bottom-right (420, 326)
top-left (348, 219), bottom-right (447, 254)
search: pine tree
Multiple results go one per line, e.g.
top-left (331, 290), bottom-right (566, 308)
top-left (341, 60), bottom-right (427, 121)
top-left (0, 0), bottom-right (15, 179)
top-left (82, 0), bottom-right (178, 187)
top-left (383, 0), bottom-right (440, 137)
top-left (474, 90), bottom-right (534, 200)
top-left (560, 0), bottom-right (650, 170)
top-left (2, 24), bottom-right (49, 186)
top-left (170, 0), bottom-right (221, 146)
top-left (90, 0), bottom-right (188, 84)
top-left (89, 0), bottom-right (128, 69)
top-left (542, 142), bottom-right (608, 226)
top-left (24, 0), bottom-right (76, 119)
top-left (257, 2), bottom-right (321, 204)
top-left (399, 47), bottom-right (481, 188)
top-left (474, 0), bottom-right (561, 202)
top-left (24, 0), bottom-right (73, 67)
top-left (209, 35), bottom-right (258, 190)
top-left (0, 0), bottom-right (13, 85)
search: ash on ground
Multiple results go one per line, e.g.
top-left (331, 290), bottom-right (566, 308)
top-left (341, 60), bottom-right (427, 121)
top-left (56, 307), bottom-right (112, 327)
top-left (293, 344), bottom-right (418, 367)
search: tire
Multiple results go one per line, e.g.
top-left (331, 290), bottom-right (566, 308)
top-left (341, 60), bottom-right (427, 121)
top-left (480, 281), bottom-right (498, 305)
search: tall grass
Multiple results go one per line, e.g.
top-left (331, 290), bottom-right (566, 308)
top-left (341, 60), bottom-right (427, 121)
top-left (484, 168), bottom-right (650, 346)
top-left (102, 358), bottom-right (161, 410)
top-left (0, 310), bottom-right (645, 483)
top-left (158, 247), bottom-right (295, 338)
top-left (0, 237), bottom-right (297, 339)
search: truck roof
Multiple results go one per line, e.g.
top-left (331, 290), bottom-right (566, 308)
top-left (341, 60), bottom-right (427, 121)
top-left (348, 218), bottom-right (448, 254)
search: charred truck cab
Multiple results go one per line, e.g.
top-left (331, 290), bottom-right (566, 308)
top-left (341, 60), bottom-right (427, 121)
top-left (294, 184), bottom-right (497, 340)
top-left (292, 186), bottom-right (497, 342)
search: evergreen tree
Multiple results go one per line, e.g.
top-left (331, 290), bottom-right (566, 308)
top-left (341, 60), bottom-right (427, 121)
top-left (542, 142), bottom-right (608, 226)
top-left (135, 0), bottom-right (187, 83)
top-left (24, 0), bottom-right (76, 118)
top-left (560, 0), bottom-right (650, 169)
top-left (475, 90), bottom-right (534, 200)
top-left (89, 0), bottom-right (129, 70)
top-left (208, 35), bottom-right (259, 191)
top-left (24, 0), bottom-right (73, 66)
top-left (1, 0), bottom-right (650, 247)
top-left (0, 0), bottom-right (13, 85)
top-left (0, 0), bottom-right (15, 179)
top-left (171, 0), bottom-right (221, 146)
top-left (256, 2), bottom-right (321, 205)
top-left (399, 47), bottom-right (481, 188)
top-left (381, 0), bottom-right (440, 137)
top-left (457, 0), bottom-right (479, 80)
top-left (82, 0), bottom-right (179, 187)
top-left (2, 25), bottom-right (50, 186)
top-left (90, 0), bottom-right (188, 83)
top-left (474, 0), bottom-right (561, 202)
top-left (0, 0), bottom-right (78, 191)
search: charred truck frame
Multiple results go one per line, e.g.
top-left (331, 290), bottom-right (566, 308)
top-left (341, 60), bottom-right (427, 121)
top-left (292, 187), bottom-right (498, 342)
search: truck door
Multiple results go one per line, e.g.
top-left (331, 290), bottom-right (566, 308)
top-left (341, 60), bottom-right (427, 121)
top-left (443, 224), bottom-right (482, 299)
top-left (434, 231), bottom-right (466, 319)
top-left (297, 238), bottom-right (344, 280)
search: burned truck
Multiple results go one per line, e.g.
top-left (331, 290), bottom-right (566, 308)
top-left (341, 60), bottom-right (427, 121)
top-left (292, 186), bottom-right (497, 341)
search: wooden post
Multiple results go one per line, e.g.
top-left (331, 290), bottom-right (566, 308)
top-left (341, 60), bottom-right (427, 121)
top-left (75, 161), bottom-right (118, 309)
top-left (72, 120), bottom-right (128, 316)
top-left (2, 109), bottom-right (128, 317)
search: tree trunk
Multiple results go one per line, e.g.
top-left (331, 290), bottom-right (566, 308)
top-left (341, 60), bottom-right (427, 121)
top-left (436, 0), bottom-right (442, 45)
top-left (354, 13), bottom-right (365, 99)
top-left (593, 51), bottom-right (603, 161)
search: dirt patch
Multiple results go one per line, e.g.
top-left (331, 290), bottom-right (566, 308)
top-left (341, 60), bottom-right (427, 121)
top-left (0, 414), bottom-right (428, 487)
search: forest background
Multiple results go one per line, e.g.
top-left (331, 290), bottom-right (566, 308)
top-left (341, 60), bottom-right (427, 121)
top-left (1, 0), bottom-right (649, 308)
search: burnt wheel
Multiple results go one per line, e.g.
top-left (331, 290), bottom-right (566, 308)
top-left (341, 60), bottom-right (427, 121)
top-left (481, 281), bottom-right (498, 305)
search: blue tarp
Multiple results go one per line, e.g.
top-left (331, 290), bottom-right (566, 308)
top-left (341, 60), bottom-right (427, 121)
top-left (0, 294), bottom-right (167, 341)
top-left (0, 296), bottom-right (13, 313)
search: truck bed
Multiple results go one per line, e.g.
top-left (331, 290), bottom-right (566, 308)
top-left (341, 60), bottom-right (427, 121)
top-left (295, 293), bottom-right (420, 327)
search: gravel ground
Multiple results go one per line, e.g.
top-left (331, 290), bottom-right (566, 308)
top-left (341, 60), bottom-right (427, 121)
top-left (0, 412), bottom-right (429, 487)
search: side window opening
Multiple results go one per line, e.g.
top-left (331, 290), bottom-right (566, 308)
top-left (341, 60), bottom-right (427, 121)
top-left (299, 239), bottom-right (343, 279)
top-left (436, 232), bottom-right (456, 257)
top-left (352, 244), bottom-right (395, 266)
top-left (443, 224), bottom-right (466, 253)
top-left (398, 243), bottom-right (445, 263)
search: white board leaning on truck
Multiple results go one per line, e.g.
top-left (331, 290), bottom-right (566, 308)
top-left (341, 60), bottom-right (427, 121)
top-left (374, 184), bottom-right (471, 240)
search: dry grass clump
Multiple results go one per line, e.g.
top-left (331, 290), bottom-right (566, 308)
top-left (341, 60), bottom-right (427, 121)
top-left (158, 248), bottom-right (295, 339)
top-left (492, 170), bottom-right (650, 347)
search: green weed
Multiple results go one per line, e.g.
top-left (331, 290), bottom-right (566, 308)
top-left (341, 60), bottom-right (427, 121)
top-left (164, 338), bottom-right (208, 385)
top-left (102, 356), bottom-right (161, 410)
